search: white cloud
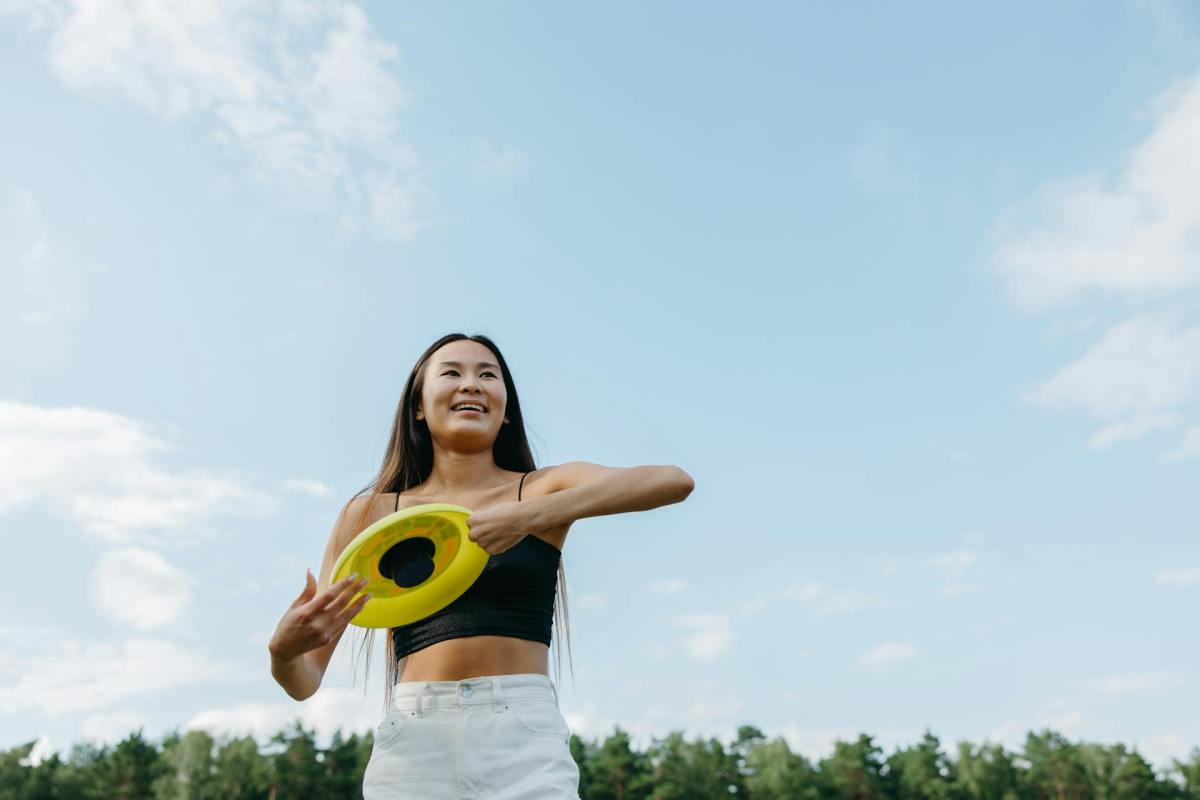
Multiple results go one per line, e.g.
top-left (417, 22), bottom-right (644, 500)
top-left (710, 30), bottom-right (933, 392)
top-left (684, 692), bottom-right (745, 726)
top-left (559, 702), bottom-right (660, 753)
top-left (1155, 566), bottom-right (1200, 587)
top-left (1138, 730), bottom-right (1199, 771)
top-left (735, 580), bottom-right (888, 621)
top-left (187, 682), bottom-right (383, 745)
top-left (80, 709), bottom-right (147, 745)
top-left (92, 547), bottom-right (193, 630)
top-left (778, 724), bottom-right (864, 760)
top-left (736, 592), bottom-right (769, 618)
top-left (860, 641), bottom-right (916, 670)
top-left (20, 736), bottom-right (54, 767)
top-left (993, 74), bottom-right (1200, 310)
top-left (1024, 316), bottom-right (1200, 451)
top-left (927, 549), bottom-right (978, 595)
top-left (989, 699), bottom-right (1087, 752)
top-left (648, 578), bottom-right (686, 595)
top-left (986, 719), bottom-right (1025, 749)
top-left (1084, 671), bottom-right (1183, 696)
top-left (993, 70), bottom-right (1200, 458)
top-left (0, 631), bottom-right (240, 715)
top-left (780, 580), bottom-right (886, 618)
top-left (281, 478), bottom-right (335, 497)
top-left (1160, 426), bottom-right (1200, 463)
top-left (1092, 412), bottom-right (1182, 449)
top-left (670, 613), bottom-right (733, 662)
top-left (0, 398), bottom-right (277, 544)
top-left (0, 187), bottom-right (106, 329)
top-left (469, 137), bottom-right (528, 179)
top-left (10, 0), bottom-right (426, 241)
top-left (0, 0), bottom-right (63, 29)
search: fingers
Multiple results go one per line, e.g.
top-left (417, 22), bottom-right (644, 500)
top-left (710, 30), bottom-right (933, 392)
top-left (322, 575), bottom-right (371, 614)
top-left (332, 591), bottom-right (371, 628)
top-left (308, 573), bottom-right (363, 611)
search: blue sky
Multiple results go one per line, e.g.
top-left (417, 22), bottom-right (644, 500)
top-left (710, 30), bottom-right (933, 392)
top-left (2, 0), bottom-right (1199, 771)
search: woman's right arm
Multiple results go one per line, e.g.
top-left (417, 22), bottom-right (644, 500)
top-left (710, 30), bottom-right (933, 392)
top-left (268, 496), bottom-right (372, 701)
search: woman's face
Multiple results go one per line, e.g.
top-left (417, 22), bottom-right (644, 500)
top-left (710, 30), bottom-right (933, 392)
top-left (416, 340), bottom-right (509, 447)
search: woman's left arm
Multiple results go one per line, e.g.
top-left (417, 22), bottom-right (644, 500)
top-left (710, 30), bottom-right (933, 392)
top-left (526, 462), bottom-right (695, 529)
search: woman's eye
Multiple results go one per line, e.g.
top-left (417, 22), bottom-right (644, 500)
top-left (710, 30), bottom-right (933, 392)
top-left (443, 370), bottom-right (497, 378)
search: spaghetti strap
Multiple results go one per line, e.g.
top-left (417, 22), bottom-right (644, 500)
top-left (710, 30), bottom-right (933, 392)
top-left (518, 471), bottom-right (531, 502)
top-left (394, 491), bottom-right (399, 512)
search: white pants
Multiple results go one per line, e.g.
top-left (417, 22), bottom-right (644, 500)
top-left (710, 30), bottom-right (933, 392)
top-left (362, 673), bottom-right (581, 799)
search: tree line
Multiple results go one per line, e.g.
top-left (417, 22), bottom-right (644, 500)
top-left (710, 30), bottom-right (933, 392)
top-left (2, 723), bottom-right (1198, 799)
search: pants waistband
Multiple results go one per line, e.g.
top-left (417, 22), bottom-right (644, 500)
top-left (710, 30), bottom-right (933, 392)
top-left (389, 673), bottom-right (558, 716)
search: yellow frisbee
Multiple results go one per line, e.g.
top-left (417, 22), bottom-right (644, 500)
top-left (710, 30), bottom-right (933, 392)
top-left (330, 503), bottom-right (488, 628)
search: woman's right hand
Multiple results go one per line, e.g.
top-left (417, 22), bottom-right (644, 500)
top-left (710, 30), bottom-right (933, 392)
top-left (268, 570), bottom-right (371, 662)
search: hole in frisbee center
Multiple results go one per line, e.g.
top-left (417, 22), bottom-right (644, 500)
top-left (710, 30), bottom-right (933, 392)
top-left (379, 537), bottom-right (437, 588)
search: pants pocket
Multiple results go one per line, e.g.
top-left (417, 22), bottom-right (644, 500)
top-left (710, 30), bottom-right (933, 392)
top-left (508, 700), bottom-right (571, 740)
top-left (372, 709), bottom-right (411, 750)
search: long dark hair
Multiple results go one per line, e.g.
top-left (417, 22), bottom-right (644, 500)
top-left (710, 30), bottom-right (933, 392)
top-left (345, 333), bottom-right (574, 711)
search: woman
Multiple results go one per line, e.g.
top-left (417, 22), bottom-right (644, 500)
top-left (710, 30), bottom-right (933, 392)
top-left (267, 333), bottom-right (695, 799)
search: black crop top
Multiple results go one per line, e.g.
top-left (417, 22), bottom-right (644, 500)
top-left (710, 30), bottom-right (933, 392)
top-left (391, 471), bottom-right (561, 659)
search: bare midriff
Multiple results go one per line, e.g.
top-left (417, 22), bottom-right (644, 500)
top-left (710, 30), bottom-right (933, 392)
top-left (397, 635), bottom-right (551, 683)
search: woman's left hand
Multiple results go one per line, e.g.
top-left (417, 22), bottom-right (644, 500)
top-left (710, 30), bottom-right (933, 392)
top-left (465, 501), bottom-right (537, 555)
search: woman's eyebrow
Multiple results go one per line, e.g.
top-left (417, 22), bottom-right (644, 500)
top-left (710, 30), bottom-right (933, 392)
top-left (437, 361), bottom-right (500, 370)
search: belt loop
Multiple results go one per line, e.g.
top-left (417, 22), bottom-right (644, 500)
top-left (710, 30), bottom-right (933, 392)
top-left (490, 677), bottom-right (503, 713)
top-left (416, 682), bottom-right (430, 717)
top-left (550, 678), bottom-right (559, 708)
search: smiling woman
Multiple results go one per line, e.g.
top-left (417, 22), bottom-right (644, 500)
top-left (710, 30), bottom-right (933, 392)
top-left (266, 332), bottom-right (694, 799)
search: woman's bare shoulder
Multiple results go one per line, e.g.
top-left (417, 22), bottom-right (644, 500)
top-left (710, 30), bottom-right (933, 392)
top-left (518, 465), bottom-right (567, 499)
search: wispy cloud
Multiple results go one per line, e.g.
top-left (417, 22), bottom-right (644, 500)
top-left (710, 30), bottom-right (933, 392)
top-left (80, 710), bottom-right (147, 745)
top-left (469, 137), bottom-right (528, 180)
top-left (927, 549), bottom-right (978, 594)
top-left (0, 187), bottom-right (106, 329)
top-left (736, 579), bottom-right (888, 620)
top-left (1155, 566), bottom-right (1200, 587)
top-left (781, 581), bottom-right (887, 618)
top-left (1024, 315), bottom-right (1200, 450)
top-left (1083, 671), bottom-right (1183, 696)
top-left (993, 75), bottom-right (1200, 309)
top-left (5, 0), bottom-right (428, 240)
top-left (0, 398), bottom-right (277, 544)
top-left (860, 641), bottom-right (916, 671)
top-left (281, 478), bottom-right (335, 497)
top-left (187, 681), bottom-right (384, 745)
top-left (648, 578), bottom-right (686, 595)
top-left (988, 697), bottom-right (1086, 750)
top-left (994, 70), bottom-right (1200, 459)
top-left (670, 613), bottom-right (734, 662)
top-left (91, 547), bottom-right (193, 630)
top-left (0, 629), bottom-right (240, 715)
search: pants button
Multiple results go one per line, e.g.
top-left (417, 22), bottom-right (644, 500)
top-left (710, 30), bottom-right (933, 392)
top-left (459, 685), bottom-right (472, 697)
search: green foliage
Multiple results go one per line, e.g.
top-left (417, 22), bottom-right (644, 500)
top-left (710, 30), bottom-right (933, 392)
top-left (211, 735), bottom-right (271, 800)
top-left (1021, 729), bottom-right (1090, 800)
top-left (884, 731), bottom-right (957, 800)
top-left (951, 740), bottom-right (1020, 800)
top-left (153, 729), bottom-right (218, 799)
top-left (818, 734), bottom-right (889, 800)
top-left (1171, 747), bottom-right (1200, 799)
top-left (1, 723), bottom-right (1197, 799)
